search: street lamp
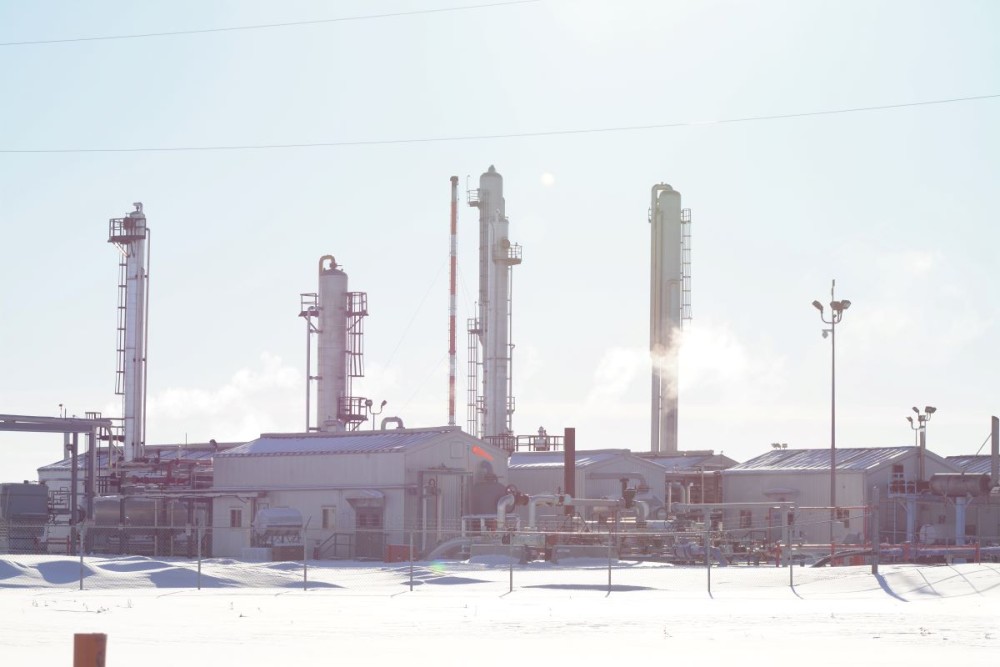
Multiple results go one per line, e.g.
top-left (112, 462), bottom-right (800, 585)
top-left (813, 279), bottom-right (851, 550)
top-left (366, 399), bottom-right (387, 430)
top-left (907, 406), bottom-right (936, 484)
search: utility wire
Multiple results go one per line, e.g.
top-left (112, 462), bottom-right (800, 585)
top-left (1, 93), bottom-right (996, 154)
top-left (0, 0), bottom-right (540, 47)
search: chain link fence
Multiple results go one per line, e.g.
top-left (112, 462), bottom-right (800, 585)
top-left (5, 505), bottom-right (1000, 592)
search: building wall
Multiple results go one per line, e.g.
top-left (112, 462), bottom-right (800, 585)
top-left (722, 470), bottom-right (866, 545)
top-left (209, 435), bottom-right (509, 558)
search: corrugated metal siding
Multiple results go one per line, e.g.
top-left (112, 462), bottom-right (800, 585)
top-left (730, 447), bottom-right (914, 472)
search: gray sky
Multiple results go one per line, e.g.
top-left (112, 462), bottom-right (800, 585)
top-left (1, 0), bottom-right (998, 481)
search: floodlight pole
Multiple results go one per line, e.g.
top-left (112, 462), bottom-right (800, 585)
top-left (813, 280), bottom-right (850, 556)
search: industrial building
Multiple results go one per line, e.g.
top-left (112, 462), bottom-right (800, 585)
top-left (210, 426), bottom-right (509, 559)
top-left (641, 450), bottom-right (738, 508)
top-left (721, 447), bottom-right (962, 546)
top-left (507, 448), bottom-right (666, 524)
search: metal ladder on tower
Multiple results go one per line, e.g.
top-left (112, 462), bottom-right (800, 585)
top-left (114, 257), bottom-right (128, 396)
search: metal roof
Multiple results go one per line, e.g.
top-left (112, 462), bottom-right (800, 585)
top-left (946, 456), bottom-right (994, 475)
top-left (644, 454), bottom-right (722, 472)
top-left (729, 447), bottom-right (918, 472)
top-left (216, 427), bottom-right (469, 458)
top-left (38, 443), bottom-right (241, 471)
top-left (508, 449), bottom-right (634, 470)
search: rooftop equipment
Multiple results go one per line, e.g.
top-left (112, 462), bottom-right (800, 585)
top-left (108, 203), bottom-right (150, 462)
top-left (649, 185), bottom-right (691, 454)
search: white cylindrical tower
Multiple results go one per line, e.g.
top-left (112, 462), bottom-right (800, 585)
top-left (316, 255), bottom-right (348, 432)
top-left (108, 202), bottom-right (149, 462)
top-left (475, 165), bottom-right (521, 440)
top-left (650, 184), bottom-right (683, 454)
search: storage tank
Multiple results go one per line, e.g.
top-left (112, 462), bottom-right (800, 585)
top-left (252, 507), bottom-right (304, 543)
top-left (0, 483), bottom-right (48, 553)
top-left (929, 473), bottom-right (990, 498)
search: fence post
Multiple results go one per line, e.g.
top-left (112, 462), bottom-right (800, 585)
top-left (303, 517), bottom-right (311, 592)
top-left (508, 531), bottom-right (514, 594)
top-left (409, 530), bottom-right (414, 592)
top-left (73, 633), bottom-right (107, 667)
top-left (704, 511), bottom-right (711, 595)
top-left (790, 504), bottom-right (796, 588)
top-left (196, 520), bottom-right (203, 591)
top-left (78, 523), bottom-right (86, 591)
top-left (871, 486), bottom-right (880, 576)
top-left (607, 532), bottom-right (613, 595)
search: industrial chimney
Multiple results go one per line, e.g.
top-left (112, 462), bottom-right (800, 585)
top-left (649, 185), bottom-right (692, 454)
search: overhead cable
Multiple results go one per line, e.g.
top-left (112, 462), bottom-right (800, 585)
top-left (1, 93), bottom-right (996, 154)
top-left (0, 0), bottom-right (540, 47)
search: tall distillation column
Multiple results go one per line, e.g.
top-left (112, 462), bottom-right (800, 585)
top-left (468, 166), bottom-right (522, 441)
top-left (307, 255), bottom-right (369, 432)
top-left (108, 203), bottom-right (149, 462)
top-left (649, 185), bottom-right (691, 454)
top-left (316, 256), bottom-right (348, 431)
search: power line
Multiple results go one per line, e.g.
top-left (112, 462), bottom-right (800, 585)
top-left (2, 93), bottom-right (996, 155)
top-left (0, 0), bottom-right (540, 47)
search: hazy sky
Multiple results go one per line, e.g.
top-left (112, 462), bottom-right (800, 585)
top-left (1, 0), bottom-right (998, 482)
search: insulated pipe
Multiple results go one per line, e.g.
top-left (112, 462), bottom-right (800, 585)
top-left (380, 417), bottom-right (404, 430)
top-left (496, 494), bottom-right (515, 528)
top-left (634, 500), bottom-right (649, 523)
top-left (528, 494), bottom-right (562, 530)
top-left (588, 471), bottom-right (650, 489)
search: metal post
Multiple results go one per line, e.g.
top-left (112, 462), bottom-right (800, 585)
top-left (303, 517), bottom-right (311, 591)
top-left (830, 301), bottom-right (837, 559)
top-left (704, 509), bottom-right (711, 595)
top-left (508, 532), bottom-right (514, 594)
top-left (607, 531), bottom-right (613, 595)
top-left (196, 520), bottom-right (202, 591)
top-left (871, 486), bottom-right (880, 575)
top-left (79, 524), bottom-right (86, 591)
top-left (409, 530), bottom-right (414, 592)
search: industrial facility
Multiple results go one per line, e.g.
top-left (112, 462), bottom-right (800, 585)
top-left (2, 172), bottom-right (999, 567)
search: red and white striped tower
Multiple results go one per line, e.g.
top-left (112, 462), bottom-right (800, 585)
top-left (448, 176), bottom-right (459, 426)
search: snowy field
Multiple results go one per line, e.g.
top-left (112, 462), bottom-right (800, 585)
top-left (2, 556), bottom-right (999, 665)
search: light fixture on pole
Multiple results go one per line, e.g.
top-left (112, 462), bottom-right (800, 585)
top-left (367, 399), bottom-right (387, 430)
top-left (908, 406), bottom-right (936, 483)
top-left (813, 279), bottom-right (851, 551)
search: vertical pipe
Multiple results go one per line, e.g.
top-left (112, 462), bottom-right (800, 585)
top-left (305, 317), bottom-right (311, 431)
top-left (564, 428), bottom-right (576, 515)
top-left (70, 433), bottom-right (78, 531)
top-left (991, 416), bottom-right (999, 489)
top-left (449, 176), bottom-right (459, 426)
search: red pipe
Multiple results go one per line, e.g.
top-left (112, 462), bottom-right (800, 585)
top-left (448, 176), bottom-right (458, 426)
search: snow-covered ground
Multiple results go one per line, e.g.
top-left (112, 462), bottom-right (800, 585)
top-left (2, 556), bottom-right (998, 665)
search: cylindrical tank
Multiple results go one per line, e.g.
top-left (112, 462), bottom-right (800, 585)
top-left (93, 496), bottom-right (158, 526)
top-left (929, 473), bottom-right (990, 497)
top-left (316, 255), bottom-right (348, 431)
top-left (253, 507), bottom-right (303, 537)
